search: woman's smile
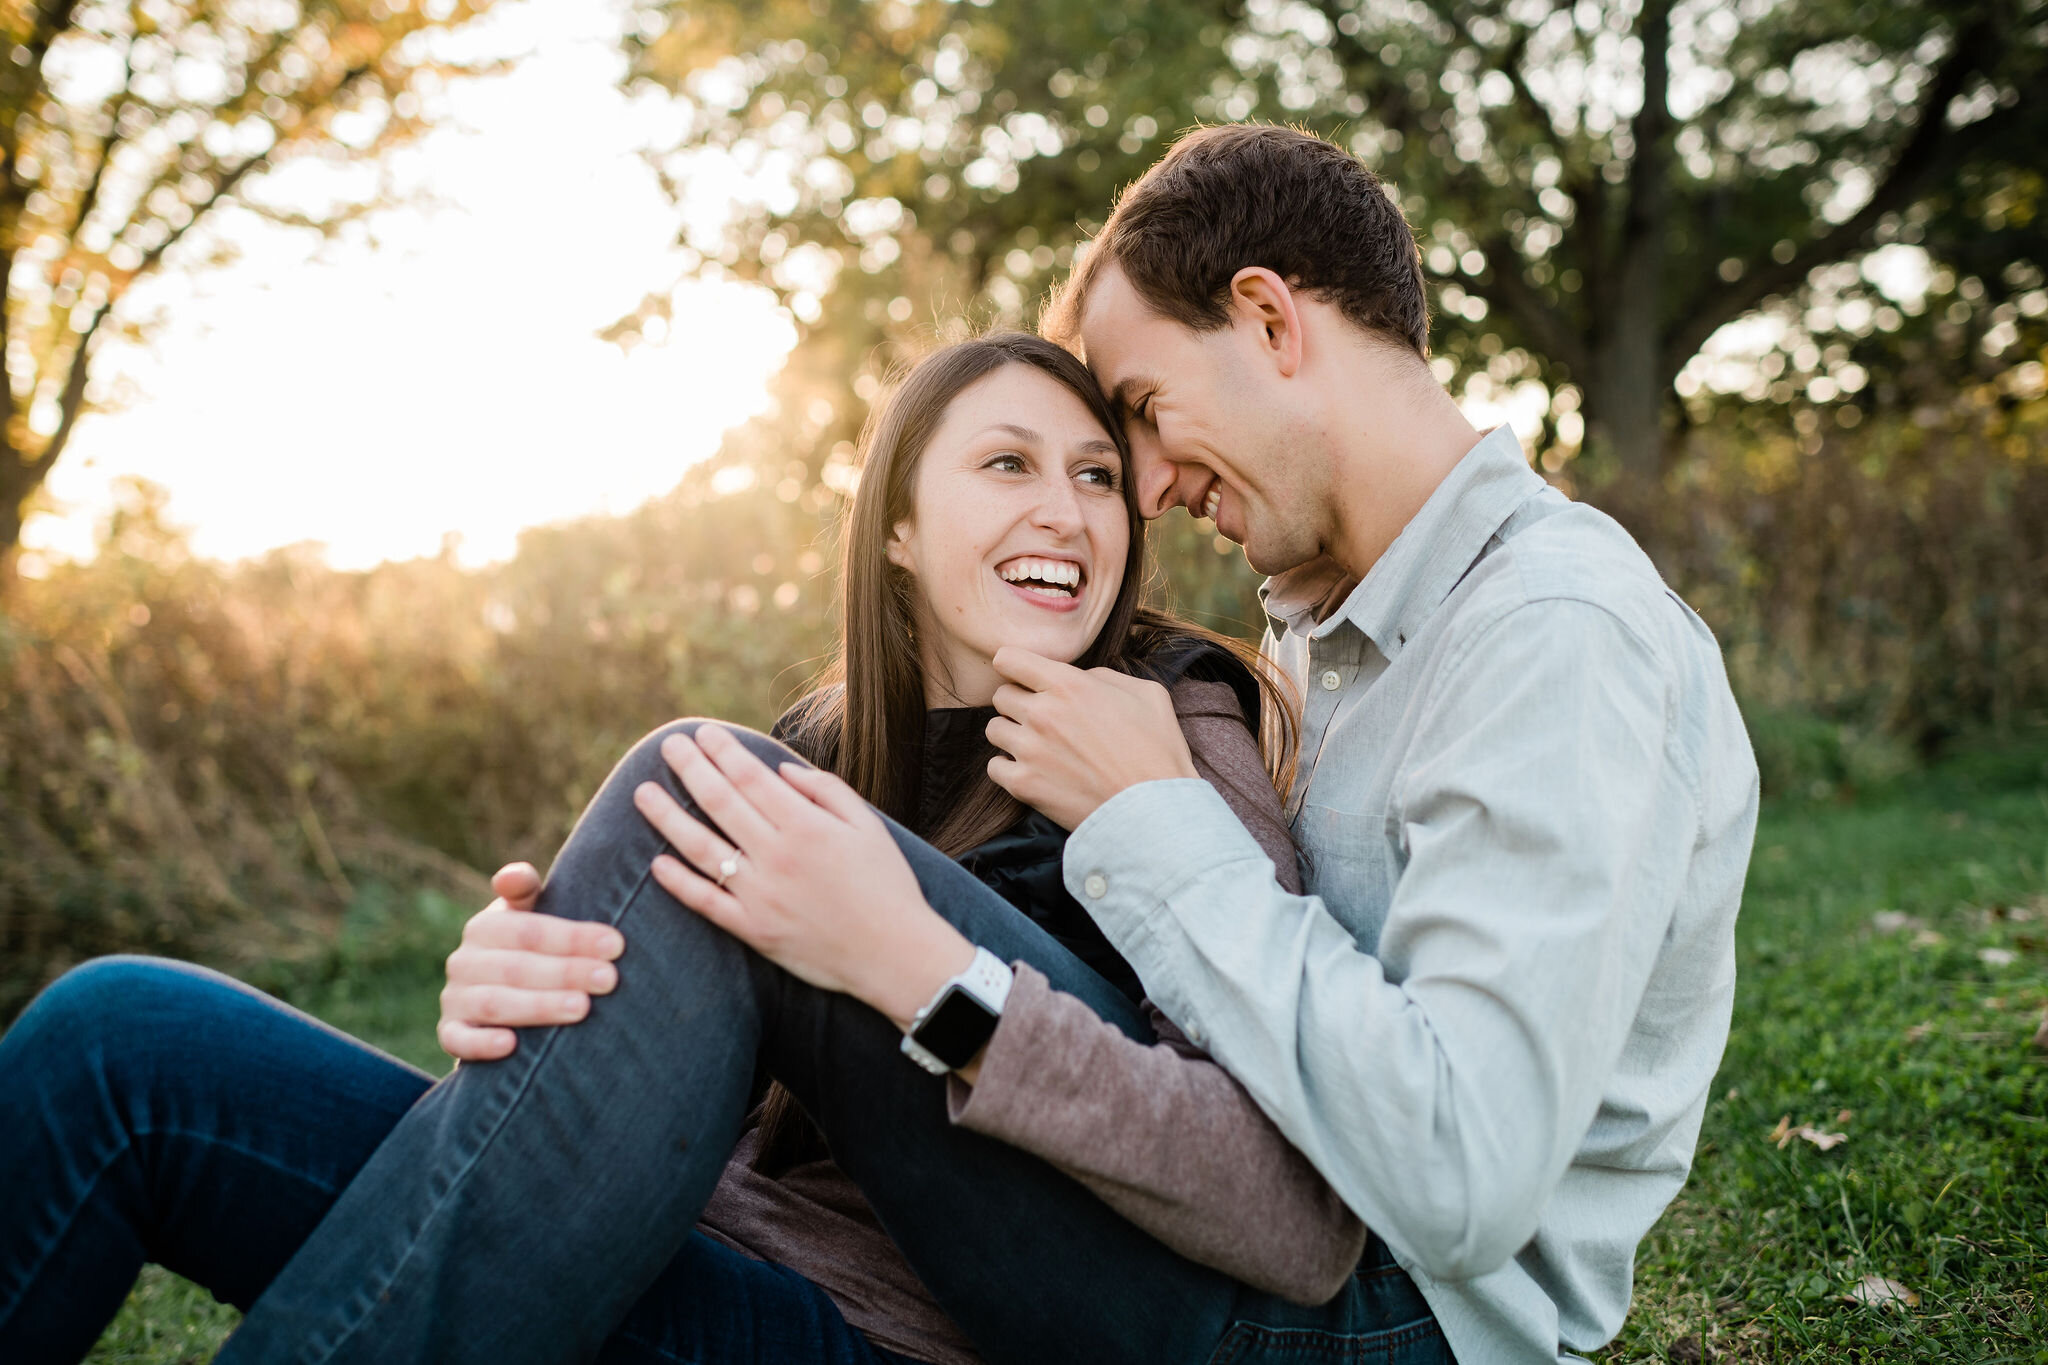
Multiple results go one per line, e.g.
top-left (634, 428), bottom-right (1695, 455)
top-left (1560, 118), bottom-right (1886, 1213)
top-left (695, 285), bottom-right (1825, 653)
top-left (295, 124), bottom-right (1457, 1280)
top-left (995, 554), bottom-right (1088, 612)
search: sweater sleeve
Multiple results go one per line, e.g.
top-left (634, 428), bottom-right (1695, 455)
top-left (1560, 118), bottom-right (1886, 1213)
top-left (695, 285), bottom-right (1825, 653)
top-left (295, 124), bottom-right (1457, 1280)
top-left (945, 680), bottom-right (1366, 1305)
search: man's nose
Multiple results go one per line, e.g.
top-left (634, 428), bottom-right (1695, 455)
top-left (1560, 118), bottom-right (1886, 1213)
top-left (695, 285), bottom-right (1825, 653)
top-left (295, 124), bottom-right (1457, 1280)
top-left (1130, 433), bottom-right (1179, 521)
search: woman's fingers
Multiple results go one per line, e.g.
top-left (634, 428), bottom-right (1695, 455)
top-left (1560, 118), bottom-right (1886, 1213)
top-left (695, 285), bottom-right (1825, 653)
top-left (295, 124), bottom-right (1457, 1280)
top-left (779, 762), bottom-right (872, 825)
top-left (694, 726), bottom-right (817, 829)
top-left (649, 852), bottom-right (751, 939)
top-left (632, 780), bottom-right (739, 878)
top-left (657, 731), bottom-right (780, 852)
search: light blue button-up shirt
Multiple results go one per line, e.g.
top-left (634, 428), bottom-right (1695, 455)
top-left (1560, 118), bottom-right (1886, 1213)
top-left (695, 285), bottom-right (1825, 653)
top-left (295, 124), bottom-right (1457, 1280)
top-left (1064, 426), bottom-right (1759, 1363)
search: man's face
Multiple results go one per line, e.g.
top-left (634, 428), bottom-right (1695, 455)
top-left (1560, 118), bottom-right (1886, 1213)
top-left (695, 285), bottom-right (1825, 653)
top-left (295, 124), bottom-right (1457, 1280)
top-left (1076, 264), bottom-right (1326, 577)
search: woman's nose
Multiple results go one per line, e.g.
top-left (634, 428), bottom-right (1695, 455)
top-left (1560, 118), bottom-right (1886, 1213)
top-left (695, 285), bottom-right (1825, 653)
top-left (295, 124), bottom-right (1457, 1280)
top-left (1030, 475), bottom-right (1086, 534)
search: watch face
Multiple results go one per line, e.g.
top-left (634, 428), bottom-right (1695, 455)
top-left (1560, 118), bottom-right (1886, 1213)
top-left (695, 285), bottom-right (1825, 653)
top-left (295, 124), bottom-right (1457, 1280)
top-left (915, 986), bottom-right (1000, 1070)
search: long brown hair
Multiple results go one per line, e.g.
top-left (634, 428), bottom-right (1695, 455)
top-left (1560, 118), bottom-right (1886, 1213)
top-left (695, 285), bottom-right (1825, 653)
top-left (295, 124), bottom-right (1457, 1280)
top-left (754, 332), bottom-right (1297, 1171)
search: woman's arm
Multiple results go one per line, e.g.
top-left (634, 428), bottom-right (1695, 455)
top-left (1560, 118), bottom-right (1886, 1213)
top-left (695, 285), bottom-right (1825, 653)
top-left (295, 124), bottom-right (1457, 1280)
top-left (948, 679), bottom-right (1368, 1306)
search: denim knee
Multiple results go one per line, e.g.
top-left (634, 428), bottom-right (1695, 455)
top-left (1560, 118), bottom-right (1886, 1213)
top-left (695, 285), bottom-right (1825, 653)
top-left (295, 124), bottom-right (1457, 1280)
top-left (614, 719), bottom-right (807, 792)
top-left (9, 956), bottom-right (190, 1051)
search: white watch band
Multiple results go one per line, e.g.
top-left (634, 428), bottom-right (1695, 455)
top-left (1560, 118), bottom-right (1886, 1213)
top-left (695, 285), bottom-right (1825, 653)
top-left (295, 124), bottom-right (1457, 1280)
top-left (899, 947), bottom-right (1013, 1075)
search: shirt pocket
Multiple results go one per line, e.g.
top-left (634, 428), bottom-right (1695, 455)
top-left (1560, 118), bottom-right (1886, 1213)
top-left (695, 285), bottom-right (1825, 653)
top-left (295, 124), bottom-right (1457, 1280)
top-left (1290, 802), bottom-right (1398, 953)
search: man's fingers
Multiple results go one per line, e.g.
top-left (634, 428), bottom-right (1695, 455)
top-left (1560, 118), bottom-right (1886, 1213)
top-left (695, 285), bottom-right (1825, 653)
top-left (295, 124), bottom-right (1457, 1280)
top-left (443, 982), bottom-right (590, 1027)
top-left (448, 947), bottom-right (617, 994)
top-left (461, 905), bottom-right (623, 961)
top-left (490, 861), bottom-right (542, 908)
top-left (990, 646), bottom-right (1080, 692)
top-left (985, 713), bottom-right (1029, 758)
top-left (438, 1018), bottom-right (517, 1062)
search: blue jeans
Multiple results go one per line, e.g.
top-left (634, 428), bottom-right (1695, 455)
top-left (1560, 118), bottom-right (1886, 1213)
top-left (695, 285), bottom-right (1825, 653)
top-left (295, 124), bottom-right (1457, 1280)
top-left (3, 721), bottom-right (1451, 1365)
top-left (0, 958), bottom-right (918, 1365)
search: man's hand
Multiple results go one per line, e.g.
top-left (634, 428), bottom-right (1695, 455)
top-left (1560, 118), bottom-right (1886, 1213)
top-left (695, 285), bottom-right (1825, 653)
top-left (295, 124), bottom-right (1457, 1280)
top-left (437, 862), bottom-right (626, 1062)
top-left (985, 647), bottom-right (1200, 830)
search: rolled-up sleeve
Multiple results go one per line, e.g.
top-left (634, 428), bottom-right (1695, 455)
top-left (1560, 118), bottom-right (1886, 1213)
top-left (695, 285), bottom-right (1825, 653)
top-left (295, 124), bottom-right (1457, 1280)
top-left (1063, 600), bottom-right (1694, 1281)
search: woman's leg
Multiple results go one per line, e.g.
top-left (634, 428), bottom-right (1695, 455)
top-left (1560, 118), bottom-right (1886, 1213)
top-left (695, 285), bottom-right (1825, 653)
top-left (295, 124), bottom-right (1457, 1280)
top-left (229, 719), bottom-right (1244, 1365)
top-left (0, 956), bottom-right (432, 1363)
top-left (598, 1234), bottom-right (920, 1365)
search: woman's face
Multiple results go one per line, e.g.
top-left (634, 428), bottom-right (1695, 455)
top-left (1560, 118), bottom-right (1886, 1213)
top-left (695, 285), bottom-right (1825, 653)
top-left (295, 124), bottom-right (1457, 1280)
top-left (886, 363), bottom-right (1132, 707)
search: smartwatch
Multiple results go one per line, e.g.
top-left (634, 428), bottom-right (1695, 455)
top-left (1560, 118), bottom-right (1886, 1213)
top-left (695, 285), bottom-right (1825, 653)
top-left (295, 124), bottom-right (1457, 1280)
top-left (901, 947), bottom-right (1014, 1075)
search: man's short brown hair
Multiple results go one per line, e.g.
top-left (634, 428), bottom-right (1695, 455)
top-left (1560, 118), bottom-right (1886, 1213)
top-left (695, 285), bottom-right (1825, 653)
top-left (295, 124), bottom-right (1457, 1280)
top-left (1044, 123), bottom-right (1429, 358)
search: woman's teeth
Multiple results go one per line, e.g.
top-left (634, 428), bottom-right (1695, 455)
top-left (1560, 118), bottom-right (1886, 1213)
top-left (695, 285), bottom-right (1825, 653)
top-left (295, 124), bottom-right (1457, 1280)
top-left (1201, 486), bottom-right (1222, 521)
top-left (998, 557), bottom-right (1081, 597)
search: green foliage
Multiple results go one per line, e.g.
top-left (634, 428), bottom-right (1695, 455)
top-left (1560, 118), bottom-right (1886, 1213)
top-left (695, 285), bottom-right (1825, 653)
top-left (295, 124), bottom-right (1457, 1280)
top-left (612, 0), bottom-right (2045, 478)
top-left (0, 0), bottom-right (503, 557)
top-left (1605, 733), bottom-right (2048, 1363)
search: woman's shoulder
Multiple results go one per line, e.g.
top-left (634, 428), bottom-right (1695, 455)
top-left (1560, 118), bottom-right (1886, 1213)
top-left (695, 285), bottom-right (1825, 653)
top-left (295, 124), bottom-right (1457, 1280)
top-left (1129, 630), bottom-right (1261, 730)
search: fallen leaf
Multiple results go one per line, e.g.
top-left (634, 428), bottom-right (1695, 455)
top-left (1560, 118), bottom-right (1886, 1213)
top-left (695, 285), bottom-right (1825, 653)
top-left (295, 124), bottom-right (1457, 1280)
top-left (1797, 1125), bottom-right (1847, 1152)
top-left (1872, 910), bottom-right (1922, 935)
top-left (1835, 1109), bottom-right (1855, 1124)
top-left (1769, 1115), bottom-right (1793, 1147)
top-left (1844, 1275), bottom-right (1919, 1309)
top-left (1979, 947), bottom-right (2017, 967)
top-left (1912, 929), bottom-right (1947, 949)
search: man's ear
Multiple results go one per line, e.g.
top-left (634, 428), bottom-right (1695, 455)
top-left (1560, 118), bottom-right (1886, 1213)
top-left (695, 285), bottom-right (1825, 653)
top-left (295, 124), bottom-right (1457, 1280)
top-left (884, 521), bottom-right (916, 573)
top-left (1227, 267), bottom-right (1304, 379)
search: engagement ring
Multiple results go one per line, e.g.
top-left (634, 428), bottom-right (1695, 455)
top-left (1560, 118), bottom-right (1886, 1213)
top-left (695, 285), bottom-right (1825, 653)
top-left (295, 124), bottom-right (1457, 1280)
top-left (715, 852), bottom-right (741, 889)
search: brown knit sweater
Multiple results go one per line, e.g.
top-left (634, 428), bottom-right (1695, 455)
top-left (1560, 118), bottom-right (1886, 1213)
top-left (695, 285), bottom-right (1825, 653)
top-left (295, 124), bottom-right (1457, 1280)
top-left (696, 680), bottom-right (1366, 1364)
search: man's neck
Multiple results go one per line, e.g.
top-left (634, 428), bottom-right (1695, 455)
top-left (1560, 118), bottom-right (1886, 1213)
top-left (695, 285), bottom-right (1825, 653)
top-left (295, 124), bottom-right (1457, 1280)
top-left (1324, 376), bottom-right (1483, 583)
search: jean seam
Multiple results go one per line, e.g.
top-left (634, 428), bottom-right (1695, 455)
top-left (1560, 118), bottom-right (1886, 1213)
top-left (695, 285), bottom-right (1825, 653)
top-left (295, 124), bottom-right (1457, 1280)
top-left (0, 1132), bottom-right (132, 1337)
top-left (304, 858), bottom-right (665, 1364)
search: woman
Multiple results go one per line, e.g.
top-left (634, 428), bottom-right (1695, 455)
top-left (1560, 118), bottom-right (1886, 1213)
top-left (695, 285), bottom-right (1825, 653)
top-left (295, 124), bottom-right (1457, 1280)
top-left (0, 336), bottom-right (1436, 1364)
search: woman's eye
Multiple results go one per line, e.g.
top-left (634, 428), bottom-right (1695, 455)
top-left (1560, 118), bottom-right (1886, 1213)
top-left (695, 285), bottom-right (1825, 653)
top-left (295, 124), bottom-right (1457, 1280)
top-left (1077, 465), bottom-right (1118, 488)
top-left (987, 453), bottom-right (1026, 473)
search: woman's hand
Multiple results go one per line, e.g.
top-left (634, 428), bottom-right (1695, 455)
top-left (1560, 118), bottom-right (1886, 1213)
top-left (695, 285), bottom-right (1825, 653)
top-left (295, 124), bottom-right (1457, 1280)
top-left (633, 725), bottom-right (974, 1032)
top-left (437, 862), bottom-right (626, 1062)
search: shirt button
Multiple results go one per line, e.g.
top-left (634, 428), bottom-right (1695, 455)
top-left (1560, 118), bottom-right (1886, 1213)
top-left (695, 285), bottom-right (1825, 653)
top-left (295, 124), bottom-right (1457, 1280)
top-left (1082, 873), bottom-right (1108, 899)
top-left (1320, 669), bottom-right (1342, 691)
top-left (1186, 1021), bottom-right (1204, 1045)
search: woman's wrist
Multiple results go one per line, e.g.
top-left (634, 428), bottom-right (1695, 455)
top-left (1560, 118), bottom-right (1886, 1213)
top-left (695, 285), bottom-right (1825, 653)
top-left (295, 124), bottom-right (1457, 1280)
top-left (865, 909), bottom-right (977, 1033)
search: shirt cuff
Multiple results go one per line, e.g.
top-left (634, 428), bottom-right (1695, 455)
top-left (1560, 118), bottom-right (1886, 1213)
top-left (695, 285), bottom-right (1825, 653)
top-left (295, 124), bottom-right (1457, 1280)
top-left (945, 961), bottom-right (1058, 1131)
top-left (1060, 778), bottom-right (1275, 953)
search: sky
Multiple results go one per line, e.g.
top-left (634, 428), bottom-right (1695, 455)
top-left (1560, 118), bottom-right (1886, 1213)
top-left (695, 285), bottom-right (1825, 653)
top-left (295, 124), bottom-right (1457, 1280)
top-left (24, 0), bottom-right (797, 572)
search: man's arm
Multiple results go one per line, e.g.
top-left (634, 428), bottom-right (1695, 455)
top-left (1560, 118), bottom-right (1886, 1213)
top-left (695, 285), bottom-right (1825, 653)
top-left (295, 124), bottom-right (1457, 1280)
top-left (1061, 600), bottom-right (1694, 1281)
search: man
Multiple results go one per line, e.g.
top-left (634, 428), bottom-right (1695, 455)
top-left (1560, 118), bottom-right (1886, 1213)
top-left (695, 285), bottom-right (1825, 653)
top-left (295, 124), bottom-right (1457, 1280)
top-left (229, 125), bottom-right (1753, 1365)
top-left (990, 123), bottom-right (1759, 1361)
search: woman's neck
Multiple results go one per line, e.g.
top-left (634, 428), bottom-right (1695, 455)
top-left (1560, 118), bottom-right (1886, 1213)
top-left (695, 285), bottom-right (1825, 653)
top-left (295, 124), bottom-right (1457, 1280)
top-left (917, 640), bottom-right (1000, 710)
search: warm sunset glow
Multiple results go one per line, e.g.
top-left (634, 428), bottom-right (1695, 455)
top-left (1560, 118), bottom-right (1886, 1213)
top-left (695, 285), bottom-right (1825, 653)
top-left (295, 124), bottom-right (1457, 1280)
top-left (23, 0), bottom-right (796, 572)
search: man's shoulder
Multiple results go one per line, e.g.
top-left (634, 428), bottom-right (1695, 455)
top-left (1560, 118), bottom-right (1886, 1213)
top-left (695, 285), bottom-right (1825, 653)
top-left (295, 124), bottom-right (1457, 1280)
top-left (1448, 496), bottom-right (1714, 667)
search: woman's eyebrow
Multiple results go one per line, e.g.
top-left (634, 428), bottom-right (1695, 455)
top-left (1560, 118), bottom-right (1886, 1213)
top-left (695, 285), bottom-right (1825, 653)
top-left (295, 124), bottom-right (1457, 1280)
top-left (973, 423), bottom-right (1042, 444)
top-left (1073, 438), bottom-right (1120, 457)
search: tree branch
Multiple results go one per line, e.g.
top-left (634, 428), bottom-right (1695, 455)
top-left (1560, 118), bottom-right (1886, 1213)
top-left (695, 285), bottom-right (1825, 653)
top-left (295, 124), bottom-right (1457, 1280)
top-left (26, 153), bottom-right (263, 485)
top-left (1658, 10), bottom-right (2004, 377)
top-left (1468, 237), bottom-right (1592, 376)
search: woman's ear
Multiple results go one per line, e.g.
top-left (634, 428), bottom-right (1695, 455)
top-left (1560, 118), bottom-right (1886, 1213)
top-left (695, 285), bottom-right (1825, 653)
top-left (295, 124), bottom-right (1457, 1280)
top-left (884, 521), bottom-right (917, 574)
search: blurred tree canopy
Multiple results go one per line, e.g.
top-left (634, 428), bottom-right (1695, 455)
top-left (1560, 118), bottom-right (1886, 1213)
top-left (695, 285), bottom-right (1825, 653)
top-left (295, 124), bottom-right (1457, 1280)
top-left (610, 0), bottom-right (2045, 494)
top-left (0, 0), bottom-right (501, 565)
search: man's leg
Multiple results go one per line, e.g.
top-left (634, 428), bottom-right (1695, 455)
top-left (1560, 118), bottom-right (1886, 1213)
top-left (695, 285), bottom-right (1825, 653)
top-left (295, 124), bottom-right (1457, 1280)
top-left (229, 720), bottom-right (1243, 1365)
top-left (0, 957), bottom-right (432, 1362)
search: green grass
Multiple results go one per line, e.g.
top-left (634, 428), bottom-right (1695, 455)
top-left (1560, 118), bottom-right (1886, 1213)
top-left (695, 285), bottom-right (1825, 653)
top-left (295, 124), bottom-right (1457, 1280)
top-left (83, 743), bottom-right (2048, 1364)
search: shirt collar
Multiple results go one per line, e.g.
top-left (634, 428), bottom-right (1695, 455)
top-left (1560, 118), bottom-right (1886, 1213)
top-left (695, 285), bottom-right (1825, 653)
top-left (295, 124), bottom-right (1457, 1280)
top-left (1260, 425), bottom-right (1545, 660)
